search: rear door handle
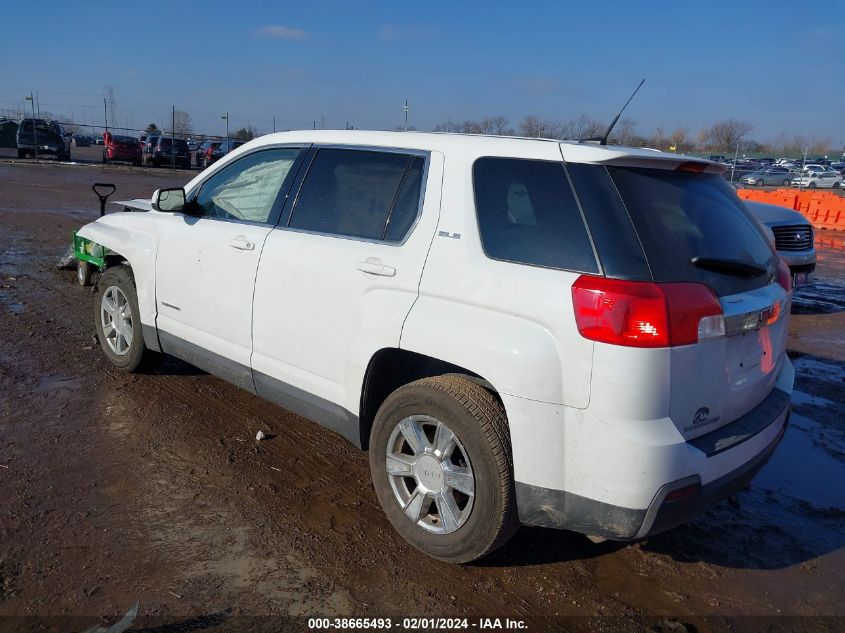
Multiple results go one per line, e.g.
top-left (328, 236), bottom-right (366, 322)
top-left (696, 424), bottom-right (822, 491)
top-left (229, 237), bottom-right (255, 251)
top-left (357, 260), bottom-right (396, 277)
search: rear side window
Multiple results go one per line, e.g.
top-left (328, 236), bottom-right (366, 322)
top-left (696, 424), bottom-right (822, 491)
top-left (289, 149), bottom-right (424, 242)
top-left (607, 167), bottom-right (776, 296)
top-left (473, 158), bottom-right (598, 273)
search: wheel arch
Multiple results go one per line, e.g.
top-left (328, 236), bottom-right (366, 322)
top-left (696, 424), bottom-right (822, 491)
top-left (77, 219), bottom-right (160, 349)
top-left (358, 348), bottom-right (504, 450)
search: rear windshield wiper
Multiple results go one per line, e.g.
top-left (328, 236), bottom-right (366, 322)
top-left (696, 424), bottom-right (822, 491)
top-left (690, 256), bottom-right (767, 278)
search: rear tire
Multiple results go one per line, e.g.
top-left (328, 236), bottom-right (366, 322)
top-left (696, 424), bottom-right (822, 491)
top-left (17, 149), bottom-right (26, 159)
top-left (369, 375), bottom-right (518, 564)
top-left (783, 179), bottom-right (790, 186)
top-left (834, 182), bottom-right (841, 189)
top-left (93, 266), bottom-right (159, 372)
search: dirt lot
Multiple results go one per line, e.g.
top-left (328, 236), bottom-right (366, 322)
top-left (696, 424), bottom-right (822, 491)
top-left (0, 158), bottom-right (844, 632)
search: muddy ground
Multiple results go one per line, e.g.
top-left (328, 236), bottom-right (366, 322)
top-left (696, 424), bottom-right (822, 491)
top-left (0, 159), bottom-right (843, 632)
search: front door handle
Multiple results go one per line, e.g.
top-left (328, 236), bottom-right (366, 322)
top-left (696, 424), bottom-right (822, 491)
top-left (229, 237), bottom-right (255, 251)
top-left (357, 259), bottom-right (396, 277)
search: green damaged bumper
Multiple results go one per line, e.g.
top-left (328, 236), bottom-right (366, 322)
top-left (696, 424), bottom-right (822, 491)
top-left (72, 232), bottom-right (109, 269)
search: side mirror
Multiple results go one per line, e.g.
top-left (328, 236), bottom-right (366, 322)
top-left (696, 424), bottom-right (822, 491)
top-left (152, 187), bottom-right (186, 212)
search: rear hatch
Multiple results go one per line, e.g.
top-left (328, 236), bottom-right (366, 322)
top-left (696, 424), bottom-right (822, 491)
top-left (564, 150), bottom-right (789, 440)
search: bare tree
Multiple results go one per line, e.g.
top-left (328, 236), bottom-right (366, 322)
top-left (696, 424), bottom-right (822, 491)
top-left (518, 116), bottom-right (543, 137)
top-left (459, 119), bottom-right (483, 134)
top-left (171, 110), bottom-right (193, 137)
top-left (562, 114), bottom-right (604, 140)
top-left (699, 118), bottom-right (753, 150)
top-left (490, 115), bottom-right (512, 135)
top-left (519, 116), bottom-right (564, 138)
top-left (608, 118), bottom-right (637, 145)
top-left (669, 126), bottom-right (691, 151)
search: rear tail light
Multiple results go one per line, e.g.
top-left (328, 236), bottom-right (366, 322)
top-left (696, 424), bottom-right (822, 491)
top-left (571, 275), bottom-right (724, 348)
top-left (776, 258), bottom-right (791, 293)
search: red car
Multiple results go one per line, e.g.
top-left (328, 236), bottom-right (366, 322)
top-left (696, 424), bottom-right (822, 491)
top-left (102, 132), bottom-right (142, 166)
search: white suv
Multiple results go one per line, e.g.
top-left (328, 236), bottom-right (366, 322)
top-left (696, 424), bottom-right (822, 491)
top-left (77, 131), bottom-right (794, 563)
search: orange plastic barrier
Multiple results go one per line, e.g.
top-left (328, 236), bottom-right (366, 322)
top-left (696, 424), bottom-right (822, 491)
top-left (736, 188), bottom-right (845, 231)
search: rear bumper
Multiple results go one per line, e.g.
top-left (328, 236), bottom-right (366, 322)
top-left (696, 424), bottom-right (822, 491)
top-left (513, 363), bottom-right (793, 539)
top-left (516, 404), bottom-right (788, 540)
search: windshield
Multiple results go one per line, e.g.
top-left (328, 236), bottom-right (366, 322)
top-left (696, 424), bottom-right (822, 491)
top-left (606, 166), bottom-right (777, 296)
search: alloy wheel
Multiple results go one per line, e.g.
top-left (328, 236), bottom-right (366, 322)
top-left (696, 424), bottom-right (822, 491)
top-left (100, 285), bottom-right (133, 356)
top-left (385, 415), bottom-right (475, 534)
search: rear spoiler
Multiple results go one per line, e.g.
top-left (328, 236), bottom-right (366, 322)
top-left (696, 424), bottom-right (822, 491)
top-left (559, 142), bottom-right (725, 174)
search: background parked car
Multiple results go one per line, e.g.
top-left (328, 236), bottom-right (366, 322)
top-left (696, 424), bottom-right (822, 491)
top-left (196, 140), bottom-right (222, 168)
top-left (102, 132), bottom-right (142, 166)
top-left (143, 135), bottom-right (160, 164)
top-left (740, 167), bottom-right (793, 186)
top-left (207, 139), bottom-right (245, 166)
top-left (744, 201), bottom-right (815, 283)
top-left (150, 136), bottom-right (191, 169)
top-left (16, 119), bottom-right (71, 160)
top-left (791, 171), bottom-right (843, 189)
top-left (801, 164), bottom-right (832, 174)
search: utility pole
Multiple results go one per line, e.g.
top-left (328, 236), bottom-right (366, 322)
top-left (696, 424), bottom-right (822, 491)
top-left (403, 99), bottom-right (410, 131)
top-left (25, 93), bottom-right (37, 160)
top-left (222, 112), bottom-right (229, 148)
top-left (36, 92), bottom-right (40, 117)
top-left (730, 143), bottom-right (739, 184)
top-left (171, 105), bottom-right (176, 170)
top-left (273, 116), bottom-right (276, 133)
top-left (103, 97), bottom-right (108, 133)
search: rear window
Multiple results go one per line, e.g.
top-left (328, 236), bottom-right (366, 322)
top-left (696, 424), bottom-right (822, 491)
top-left (21, 120), bottom-right (53, 134)
top-left (606, 166), bottom-right (777, 296)
top-left (113, 135), bottom-right (136, 144)
top-left (473, 158), bottom-right (598, 273)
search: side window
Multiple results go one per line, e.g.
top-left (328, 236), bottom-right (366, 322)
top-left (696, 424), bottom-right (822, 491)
top-left (194, 148), bottom-right (301, 223)
top-left (289, 149), bottom-right (424, 241)
top-left (473, 158), bottom-right (598, 273)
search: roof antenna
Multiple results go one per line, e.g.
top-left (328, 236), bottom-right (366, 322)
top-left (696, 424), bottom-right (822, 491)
top-left (585, 78), bottom-right (645, 145)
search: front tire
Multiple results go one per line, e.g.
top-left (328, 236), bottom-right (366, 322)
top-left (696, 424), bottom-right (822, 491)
top-left (369, 376), bottom-right (518, 564)
top-left (756, 179), bottom-right (764, 186)
top-left (809, 182), bottom-right (817, 189)
top-left (77, 260), bottom-right (93, 286)
top-left (93, 266), bottom-right (158, 372)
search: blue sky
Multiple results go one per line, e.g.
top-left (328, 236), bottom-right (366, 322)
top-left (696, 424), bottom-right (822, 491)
top-left (1, 0), bottom-right (843, 145)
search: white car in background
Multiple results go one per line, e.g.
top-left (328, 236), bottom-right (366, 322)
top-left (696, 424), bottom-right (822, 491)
top-left (792, 171), bottom-right (842, 189)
